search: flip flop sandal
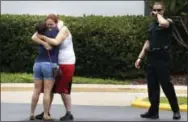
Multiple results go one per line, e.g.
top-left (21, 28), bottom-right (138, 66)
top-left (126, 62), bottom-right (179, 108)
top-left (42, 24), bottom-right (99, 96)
top-left (30, 115), bottom-right (35, 120)
top-left (43, 117), bottom-right (53, 121)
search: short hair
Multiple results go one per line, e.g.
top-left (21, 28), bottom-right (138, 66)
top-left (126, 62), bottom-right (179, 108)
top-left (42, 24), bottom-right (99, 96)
top-left (152, 2), bottom-right (165, 9)
top-left (45, 14), bottom-right (58, 23)
top-left (35, 22), bottom-right (47, 34)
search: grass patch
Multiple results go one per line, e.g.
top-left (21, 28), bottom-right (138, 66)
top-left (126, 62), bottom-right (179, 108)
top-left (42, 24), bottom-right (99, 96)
top-left (143, 97), bottom-right (187, 105)
top-left (0, 72), bottom-right (132, 84)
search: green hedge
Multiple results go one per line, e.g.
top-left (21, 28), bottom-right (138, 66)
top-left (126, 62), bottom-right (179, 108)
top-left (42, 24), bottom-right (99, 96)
top-left (0, 14), bottom-right (187, 79)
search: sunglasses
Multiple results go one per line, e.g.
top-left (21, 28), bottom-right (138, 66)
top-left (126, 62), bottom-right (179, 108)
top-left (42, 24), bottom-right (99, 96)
top-left (153, 9), bottom-right (162, 12)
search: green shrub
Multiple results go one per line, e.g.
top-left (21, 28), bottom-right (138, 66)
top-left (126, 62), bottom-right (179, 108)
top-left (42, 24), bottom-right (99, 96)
top-left (0, 14), bottom-right (187, 79)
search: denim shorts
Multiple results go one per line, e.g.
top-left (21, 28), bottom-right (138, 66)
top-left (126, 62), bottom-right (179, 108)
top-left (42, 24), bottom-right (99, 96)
top-left (33, 62), bottom-right (58, 81)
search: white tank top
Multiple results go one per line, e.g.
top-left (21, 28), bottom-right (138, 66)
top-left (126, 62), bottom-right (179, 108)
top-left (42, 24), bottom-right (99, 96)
top-left (58, 33), bottom-right (76, 64)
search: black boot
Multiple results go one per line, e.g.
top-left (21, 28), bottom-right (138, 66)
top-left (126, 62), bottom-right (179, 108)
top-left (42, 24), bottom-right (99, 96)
top-left (140, 112), bottom-right (159, 119)
top-left (173, 111), bottom-right (181, 120)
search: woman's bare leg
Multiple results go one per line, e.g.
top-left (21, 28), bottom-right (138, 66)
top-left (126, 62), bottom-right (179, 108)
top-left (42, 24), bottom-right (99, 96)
top-left (43, 79), bottom-right (54, 119)
top-left (30, 80), bottom-right (43, 117)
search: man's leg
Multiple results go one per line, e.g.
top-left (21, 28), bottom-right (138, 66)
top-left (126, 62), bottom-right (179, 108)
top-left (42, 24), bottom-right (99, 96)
top-left (141, 64), bottom-right (160, 119)
top-left (156, 62), bottom-right (181, 120)
top-left (58, 64), bottom-right (74, 121)
top-left (60, 85), bottom-right (73, 121)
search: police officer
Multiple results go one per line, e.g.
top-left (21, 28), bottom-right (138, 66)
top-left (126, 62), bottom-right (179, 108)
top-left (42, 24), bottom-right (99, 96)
top-left (135, 2), bottom-right (181, 120)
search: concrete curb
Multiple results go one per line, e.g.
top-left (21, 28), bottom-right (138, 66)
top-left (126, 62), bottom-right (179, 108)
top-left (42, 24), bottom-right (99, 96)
top-left (0, 83), bottom-right (187, 93)
top-left (131, 98), bottom-right (187, 112)
top-left (0, 87), bottom-right (148, 92)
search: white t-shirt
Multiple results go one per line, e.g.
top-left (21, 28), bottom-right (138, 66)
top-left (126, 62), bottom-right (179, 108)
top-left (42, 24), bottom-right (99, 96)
top-left (58, 32), bottom-right (76, 64)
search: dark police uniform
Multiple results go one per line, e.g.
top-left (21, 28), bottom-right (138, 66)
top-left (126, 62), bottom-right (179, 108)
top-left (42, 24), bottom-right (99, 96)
top-left (146, 19), bottom-right (179, 114)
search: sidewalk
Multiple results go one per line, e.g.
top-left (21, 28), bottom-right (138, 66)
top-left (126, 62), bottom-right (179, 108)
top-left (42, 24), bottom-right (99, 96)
top-left (1, 83), bottom-right (187, 88)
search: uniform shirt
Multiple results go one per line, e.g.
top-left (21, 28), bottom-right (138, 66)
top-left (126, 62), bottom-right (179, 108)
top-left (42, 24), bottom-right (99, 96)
top-left (148, 19), bottom-right (173, 50)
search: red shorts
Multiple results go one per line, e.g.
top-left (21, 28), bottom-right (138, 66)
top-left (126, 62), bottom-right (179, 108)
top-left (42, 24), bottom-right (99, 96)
top-left (41, 64), bottom-right (75, 94)
top-left (54, 64), bottom-right (75, 94)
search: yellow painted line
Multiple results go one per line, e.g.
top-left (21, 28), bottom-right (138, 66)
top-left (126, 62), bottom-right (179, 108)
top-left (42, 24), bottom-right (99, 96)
top-left (131, 98), bottom-right (187, 112)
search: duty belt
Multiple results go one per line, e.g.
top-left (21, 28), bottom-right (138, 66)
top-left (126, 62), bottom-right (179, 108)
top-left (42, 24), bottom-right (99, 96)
top-left (150, 46), bottom-right (169, 51)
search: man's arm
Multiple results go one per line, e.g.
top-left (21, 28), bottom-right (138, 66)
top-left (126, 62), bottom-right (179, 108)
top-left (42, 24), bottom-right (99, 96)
top-left (138, 40), bottom-right (149, 59)
top-left (39, 26), bottom-right (69, 46)
top-left (157, 14), bottom-right (172, 28)
top-left (135, 40), bottom-right (149, 69)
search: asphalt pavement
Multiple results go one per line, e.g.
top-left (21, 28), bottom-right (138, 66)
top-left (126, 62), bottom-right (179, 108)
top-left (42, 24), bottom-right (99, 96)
top-left (1, 102), bottom-right (187, 121)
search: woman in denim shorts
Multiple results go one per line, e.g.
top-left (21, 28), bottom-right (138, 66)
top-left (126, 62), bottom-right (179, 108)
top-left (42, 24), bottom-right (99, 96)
top-left (30, 15), bottom-right (60, 120)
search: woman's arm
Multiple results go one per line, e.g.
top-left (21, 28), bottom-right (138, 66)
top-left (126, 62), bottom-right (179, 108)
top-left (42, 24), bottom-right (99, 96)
top-left (31, 32), bottom-right (52, 50)
top-left (32, 20), bottom-right (63, 44)
top-left (39, 26), bottom-right (69, 46)
top-left (31, 32), bottom-right (46, 45)
top-left (57, 20), bottom-right (64, 30)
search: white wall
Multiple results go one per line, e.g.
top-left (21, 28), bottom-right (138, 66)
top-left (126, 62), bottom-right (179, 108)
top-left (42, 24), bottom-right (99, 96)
top-left (1, 1), bottom-right (145, 16)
